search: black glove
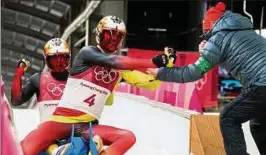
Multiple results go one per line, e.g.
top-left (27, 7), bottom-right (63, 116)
top-left (17, 58), bottom-right (31, 71)
top-left (152, 54), bottom-right (169, 68)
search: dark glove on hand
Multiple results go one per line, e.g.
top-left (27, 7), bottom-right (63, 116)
top-left (152, 54), bottom-right (169, 68)
top-left (164, 47), bottom-right (177, 67)
top-left (17, 58), bottom-right (31, 71)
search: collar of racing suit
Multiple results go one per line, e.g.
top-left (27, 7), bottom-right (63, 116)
top-left (51, 71), bottom-right (69, 81)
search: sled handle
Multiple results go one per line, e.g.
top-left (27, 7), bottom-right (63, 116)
top-left (70, 124), bottom-right (75, 142)
top-left (89, 122), bottom-right (99, 155)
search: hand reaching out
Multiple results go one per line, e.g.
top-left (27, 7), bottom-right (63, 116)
top-left (146, 68), bottom-right (159, 78)
top-left (199, 40), bottom-right (207, 54)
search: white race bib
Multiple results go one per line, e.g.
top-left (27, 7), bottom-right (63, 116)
top-left (57, 78), bottom-right (111, 120)
top-left (38, 100), bottom-right (58, 123)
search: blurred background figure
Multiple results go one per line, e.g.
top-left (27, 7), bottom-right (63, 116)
top-left (11, 38), bottom-right (71, 123)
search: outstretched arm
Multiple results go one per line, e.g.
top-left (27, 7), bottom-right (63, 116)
top-left (156, 57), bottom-right (212, 83)
top-left (11, 67), bottom-right (39, 106)
top-left (150, 38), bottom-right (223, 83)
top-left (78, 46), bottom-right (162, 70)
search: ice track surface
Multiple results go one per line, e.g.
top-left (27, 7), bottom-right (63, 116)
top-left (13, 93), bottom-right (259, 155)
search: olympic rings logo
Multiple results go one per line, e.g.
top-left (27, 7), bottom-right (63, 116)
top-left (94, 66), bottom-right (118, 84)
top-left (196, 74), bottom-right (207, 90)
top-left (47, 83), bottom-right (65, 96)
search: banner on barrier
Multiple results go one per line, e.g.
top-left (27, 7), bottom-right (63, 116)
top-left (116, 48), bottom-right (218, 113)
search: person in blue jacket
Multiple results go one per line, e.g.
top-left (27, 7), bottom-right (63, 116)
top-left (147, 2), bottom-right (266, 155)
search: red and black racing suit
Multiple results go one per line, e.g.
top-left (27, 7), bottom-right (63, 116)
top-left (21, 46), bottom-right (159, 155)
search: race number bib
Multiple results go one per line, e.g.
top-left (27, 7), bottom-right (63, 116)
top-left (38, 100), bottom-right (59, 123)
top-left (57, 78), bottom-right (111, 120)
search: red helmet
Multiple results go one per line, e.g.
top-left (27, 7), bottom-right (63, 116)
top-left (44, 38), bottom-right (71, 72)
top-left (96, 16), bottom-right (126, 54)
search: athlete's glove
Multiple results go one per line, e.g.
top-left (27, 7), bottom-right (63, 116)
top-left (17, 58), bottom-right (31, 71)
top-left (164, 46), bottom-right (177, 67)
top-left (152, 54), bottom-right (169, 68)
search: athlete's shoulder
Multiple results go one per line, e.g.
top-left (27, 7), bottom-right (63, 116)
top-left (77, 46), bottom-right (103, 60)
top-left (30, 72), bottom-right (41, 80)
top-left (29, 72), bottom-right (41, 88)
top-left (40, 71), bottom-right (50, 76)
top-left (79, 46), bottom-right (100, 54)
top-left (70, 46), bottom-right (100, 75)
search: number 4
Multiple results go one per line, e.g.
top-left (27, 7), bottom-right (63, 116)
top-left (84, 94), bottom-right (96, 106)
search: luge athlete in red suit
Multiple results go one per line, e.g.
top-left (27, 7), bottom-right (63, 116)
top-left (21, 15), bottom-right (175, 155)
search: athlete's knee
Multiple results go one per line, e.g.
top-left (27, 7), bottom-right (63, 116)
top-left (250, 119), bottom-right (261, 132)
top-left (120, 129), bottom-right (136, 146)
top-left (220, 107), bottom-right (235, 126)
top-left (21, 140), bottom-right (36, 155)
